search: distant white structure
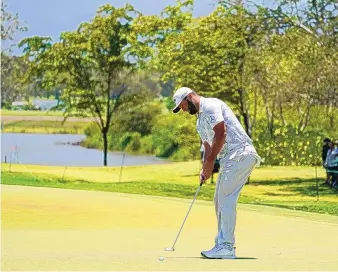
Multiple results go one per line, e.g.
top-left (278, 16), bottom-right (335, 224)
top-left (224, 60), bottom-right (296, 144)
top-left (11, 101), bottom-right (28, 107)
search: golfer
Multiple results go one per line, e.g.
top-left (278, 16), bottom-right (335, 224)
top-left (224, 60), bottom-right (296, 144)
top-left (172, 87), bottom-right (260, 259)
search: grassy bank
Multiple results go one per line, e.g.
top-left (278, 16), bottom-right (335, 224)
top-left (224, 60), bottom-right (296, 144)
top-left (2, 120), bottom-right (90, 134)
top-left (1, 109), bottom-right (66, 117)
top-left (1, 163), bottom-right (337, 215)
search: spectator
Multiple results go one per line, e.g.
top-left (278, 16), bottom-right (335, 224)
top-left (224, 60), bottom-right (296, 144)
top-left (332, 140), bottom-right (338, 189)
top-left (324, 140), bottom-right (338, 188)
top-left (322, 138), bottom-right (331, 185)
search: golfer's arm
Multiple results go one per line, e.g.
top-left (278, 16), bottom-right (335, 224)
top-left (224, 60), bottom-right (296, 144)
top-left (203, 142), bottom-right (211, 164)
top-left (208, 121), bottom-right (226, 161)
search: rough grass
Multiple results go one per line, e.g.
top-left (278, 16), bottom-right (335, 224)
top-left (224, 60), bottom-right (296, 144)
top-left (2, 162), bottom-right (337, 216)
top-left (1, 162), bottom-right (326, 184)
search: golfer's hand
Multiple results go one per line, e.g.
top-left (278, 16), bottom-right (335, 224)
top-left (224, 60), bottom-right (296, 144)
top-left (202, 157), bottom-right (215, 181)
top-left (199, 170), bottom-right (206, 185)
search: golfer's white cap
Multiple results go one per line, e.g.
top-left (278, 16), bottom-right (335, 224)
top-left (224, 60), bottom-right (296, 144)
top-left (172, 87), bottom-right (193, 113)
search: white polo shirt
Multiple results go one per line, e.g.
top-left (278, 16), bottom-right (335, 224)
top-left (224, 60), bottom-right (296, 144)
top-left (196, 97), bottom-right (253, 159)
top-left (325, 148), bottom-right (338, 167)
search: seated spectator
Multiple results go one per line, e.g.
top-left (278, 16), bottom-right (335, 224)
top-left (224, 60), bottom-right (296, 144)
top-left (322, 138), bottom-right (331, 185)
top-left (324, 140), bottom-right (338, 188)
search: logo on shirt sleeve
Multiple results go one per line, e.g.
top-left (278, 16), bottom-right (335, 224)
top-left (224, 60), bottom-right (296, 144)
top-left (210, 115), bottom-right (216, 123)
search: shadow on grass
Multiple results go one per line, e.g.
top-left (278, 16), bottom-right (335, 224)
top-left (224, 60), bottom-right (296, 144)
top-left (250, 178), bottom-right (337, 197)
top-left (250, 178), bottom-right (314, 186)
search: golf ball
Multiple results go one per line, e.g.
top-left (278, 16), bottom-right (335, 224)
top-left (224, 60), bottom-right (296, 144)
top-left (159, 256), bottom-right (164, 261)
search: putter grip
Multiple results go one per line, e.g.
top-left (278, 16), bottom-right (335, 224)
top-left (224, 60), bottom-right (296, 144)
top-left (199, 173), bottom-right (205, 186)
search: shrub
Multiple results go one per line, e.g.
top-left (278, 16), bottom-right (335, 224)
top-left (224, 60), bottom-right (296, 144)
top-left (82, 124), bottom-right (102, 149)
top-left (151, 113), bottom-right (200, 160)
top-left (124, 132), bottom-right (142, 153)
top-left (139, 135), bottom-right (154, 154)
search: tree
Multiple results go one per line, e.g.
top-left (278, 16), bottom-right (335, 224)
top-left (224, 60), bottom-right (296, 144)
top-left (19, 4), bottom-right (146, 166)
top-left (1, 1), bottom-right (28, 106)
top-left (1, 1), bottom-right (27, 43)
top-left (1, 55), bottom-right (29, 105)
top-left (135, 2), bottom-right (273, 138)
top-left (261, 0), bottom-right (338, 129)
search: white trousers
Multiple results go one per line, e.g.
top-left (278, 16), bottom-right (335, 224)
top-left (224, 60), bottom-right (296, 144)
top-left (214, 144), bottom-right (258, 245)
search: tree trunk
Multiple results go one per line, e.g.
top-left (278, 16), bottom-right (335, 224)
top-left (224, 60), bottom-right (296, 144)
top-left (279, 98), bottom-right (287, 126)
top-left (252, 88), bottom-right (258, 131)
top-left (238, 88), bottom-right (252, 138)
top-left (328, 102), bottom-right (335, 127)
top-left (237, 48), bottom-right (253, 138)
top-left (103, 130), bottom-right (108, 166)
top-left (263, 95), bottom-right (273, 137)
top-left (243, 112), bottom-right (252, 138)
top-left (329, 111), bottom-right (334, 127)
top-left (298, 100), bottom-right (312, 133)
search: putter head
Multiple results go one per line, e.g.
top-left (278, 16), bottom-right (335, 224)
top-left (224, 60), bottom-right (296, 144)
top-left (164, 247), bottom-right (175, 251)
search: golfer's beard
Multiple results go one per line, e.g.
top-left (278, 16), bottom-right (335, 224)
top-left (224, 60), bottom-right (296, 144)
top-left (187, 100), bottom-right (198, 115)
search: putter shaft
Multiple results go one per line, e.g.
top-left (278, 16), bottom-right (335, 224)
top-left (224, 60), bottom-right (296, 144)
top-left (168, 184), bottom-right (202, 250)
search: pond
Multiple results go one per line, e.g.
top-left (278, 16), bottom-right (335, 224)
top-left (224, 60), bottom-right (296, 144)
top-left (1, 133), bottom-right (167, 167)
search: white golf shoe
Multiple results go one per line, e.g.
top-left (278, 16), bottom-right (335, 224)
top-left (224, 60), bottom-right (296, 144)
top-left (201, 243), bottom-right (236, 259)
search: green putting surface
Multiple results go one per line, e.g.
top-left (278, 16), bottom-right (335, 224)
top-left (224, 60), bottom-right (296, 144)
top-left (1, 185), bottom-right (338, 271)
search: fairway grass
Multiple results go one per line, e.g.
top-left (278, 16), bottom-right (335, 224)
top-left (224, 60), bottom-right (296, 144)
top-left (2, 162), bottom-right (337, 216)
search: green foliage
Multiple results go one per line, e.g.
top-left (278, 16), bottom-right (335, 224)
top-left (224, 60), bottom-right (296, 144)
top-left (124, 132), bottom-right (142, 153)
top-left (134, 1), bottom-right (337, 139)
top-left (18, 4), bottom-right (147, 166)
top-left (135, 3), bottom-right (279, 137)
top-left (114, 100), bottom-right (163, 136)
top-left (151, 113), bottom-right (200, 160)
top-left (82, 124), bottom-right (102, 149)
top-left (162, 97), bottom-right (175, 112)
top-left (11, 104), bottom-right (39, 111)
top-left (12, 0), bottom-right (337, 166)
top-left (1, 102), bottom-right (11, 109)
top-left (139, 135), bottom-right (154, 154)
top-left (82, 102), bottom-right (336, 165)
top-left (119, 133), bottom-right (134, 150)
top-left (1, 54), bottom-right (28, 105)
top-left (83, 107), bottom-right (200, 161)
top-left (254, 124), bottom-right (335, 166)
top-left (1, 1), bottom-right (27, 42)
top-left (83, 100), bottom-right (164, 153)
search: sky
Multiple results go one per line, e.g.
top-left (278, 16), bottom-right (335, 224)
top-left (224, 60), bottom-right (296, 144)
top-left (4, 0), bottom-right (218, 55)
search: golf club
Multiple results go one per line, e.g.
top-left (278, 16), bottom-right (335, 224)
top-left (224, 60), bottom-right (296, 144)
top-left (164, 177), bottom-right (204, 252)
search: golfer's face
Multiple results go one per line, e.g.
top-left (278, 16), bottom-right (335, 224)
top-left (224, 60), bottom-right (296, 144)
top-left (179, 98), bottom-right (189, 112)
